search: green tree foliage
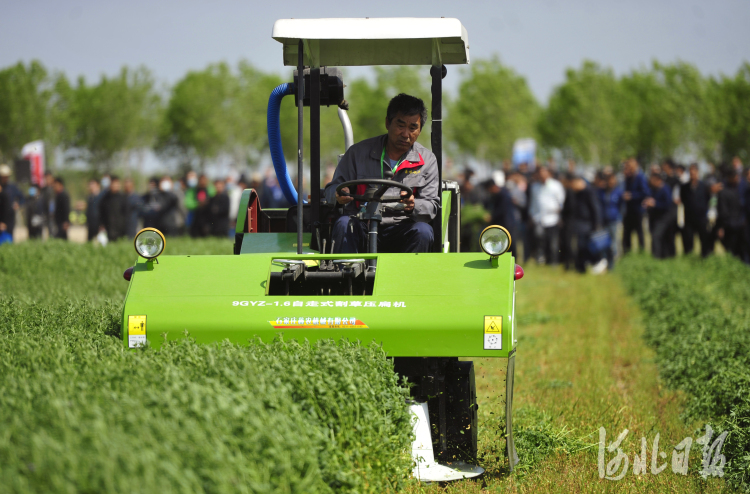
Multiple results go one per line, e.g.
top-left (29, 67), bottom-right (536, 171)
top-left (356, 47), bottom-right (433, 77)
top-left (539, 60), bottom-right (750, 165)
top-left (620, 61), bottom-right (720, 162)
top-left (58, 66), bottom-right (161, 172)
top-left (712, 62), bottom-right (750, 161)
top-left (539, 61), bottom-right (628, 165)
top-left (0, 61), bottom-right (53, 161)
top-left (346, 66), bottom-right (431, 148)
top-left (2, 58), bottom-right (750, 173)
top-left (448, 58), bottom-right (540, 165)
top-left (158, 62), bottom-right (237, 169)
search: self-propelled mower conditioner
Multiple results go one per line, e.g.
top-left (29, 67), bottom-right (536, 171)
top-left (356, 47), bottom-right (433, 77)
top-left (121, 17), bottom-right (523, 482)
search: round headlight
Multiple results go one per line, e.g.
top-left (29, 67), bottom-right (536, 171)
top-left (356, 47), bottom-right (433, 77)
top-left (479, 225), bottom-right (511, 257)
top-left (134, 228), bottom-right (165, 259)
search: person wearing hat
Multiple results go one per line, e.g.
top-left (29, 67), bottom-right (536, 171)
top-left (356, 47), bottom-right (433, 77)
top-left (0, 164), bottom-right (23, 240)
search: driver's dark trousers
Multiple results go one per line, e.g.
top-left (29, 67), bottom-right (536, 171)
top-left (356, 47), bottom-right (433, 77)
top-left (331, 215), bottom-right (434, 253)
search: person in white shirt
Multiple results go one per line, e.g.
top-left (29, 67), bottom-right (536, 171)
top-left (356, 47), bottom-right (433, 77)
top-left (529, 166), bottom-right (565, 264)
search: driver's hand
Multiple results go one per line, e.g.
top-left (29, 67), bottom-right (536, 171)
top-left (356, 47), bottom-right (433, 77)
top-left (336, 187), bottom-right (353, 205)
top-left (400, 190), bottom-right (415, 211)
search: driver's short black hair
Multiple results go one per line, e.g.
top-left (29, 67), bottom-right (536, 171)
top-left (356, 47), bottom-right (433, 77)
top-left (386, 93), bottom-right (428, 129)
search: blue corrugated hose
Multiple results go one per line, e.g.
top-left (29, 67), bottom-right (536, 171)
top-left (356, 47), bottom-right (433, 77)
top-left (267, 82), bottom-right (303, 205)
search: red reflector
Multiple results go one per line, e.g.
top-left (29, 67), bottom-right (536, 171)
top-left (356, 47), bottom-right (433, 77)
top-left (123, 267), bottom-right (134, 281)
top-left (514, 264), bottom-right (524, 280)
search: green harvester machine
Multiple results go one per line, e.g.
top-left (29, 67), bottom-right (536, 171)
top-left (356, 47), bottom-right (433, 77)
top-left (121, 17), bottom-right (523, 482)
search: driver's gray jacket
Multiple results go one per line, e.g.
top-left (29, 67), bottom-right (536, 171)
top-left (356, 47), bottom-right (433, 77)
top-left (324, 134), bottom-right (439, 225)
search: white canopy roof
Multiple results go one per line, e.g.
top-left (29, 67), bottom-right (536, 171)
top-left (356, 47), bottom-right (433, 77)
top-left (272, 18), bottom-right (470, 67)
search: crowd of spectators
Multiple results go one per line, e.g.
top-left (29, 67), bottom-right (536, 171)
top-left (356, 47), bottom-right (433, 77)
top-left (458, 156), bottom-right (750, 271)
top-left (2, 158), bottom-right (750, 269)
top-left (0, 166), bottom-right (297, 243)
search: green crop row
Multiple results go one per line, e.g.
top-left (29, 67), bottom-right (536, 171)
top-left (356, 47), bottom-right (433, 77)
top-left (618, 254), bottom-right (750, 493)
top-left (0, 238), bottom-right (233, 304)
top-left (0, 240), bottom-right (415, 493)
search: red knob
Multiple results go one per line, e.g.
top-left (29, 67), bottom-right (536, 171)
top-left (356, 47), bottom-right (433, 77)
top-left (514, 264), bottom-right (524, 280)
top-left (123, 267), bottom-right (134, 281)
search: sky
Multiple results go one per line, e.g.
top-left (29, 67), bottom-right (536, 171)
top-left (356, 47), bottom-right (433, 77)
top-left (2, 0), bottom-right (749, 103)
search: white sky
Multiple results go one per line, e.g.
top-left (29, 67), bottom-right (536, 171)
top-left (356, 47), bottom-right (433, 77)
top-left (2, 0), bottom-right (749, 102)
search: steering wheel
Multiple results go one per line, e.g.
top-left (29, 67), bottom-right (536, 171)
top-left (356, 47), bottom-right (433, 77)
top-left (336, 179), bottom-right (413, 203)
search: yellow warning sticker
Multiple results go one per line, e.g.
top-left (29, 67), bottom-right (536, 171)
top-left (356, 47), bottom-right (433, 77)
top-left (484, 316), bottom-right (502, 334)
top-left (128, 315), bottom-right (147, 348)
top-left (129, 315), bottom-right (146, 335)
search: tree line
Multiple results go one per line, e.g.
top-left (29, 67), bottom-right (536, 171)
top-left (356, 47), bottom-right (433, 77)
top-left (0, 58), bottom-right (748, 174)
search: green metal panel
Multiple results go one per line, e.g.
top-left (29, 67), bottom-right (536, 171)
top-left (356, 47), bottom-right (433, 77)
top-left (441, 190), bottom-right (451, 253)
top-left (235, 190), bottom-right (251, 235)
top-left (239, 233), bottom-right (313, 254)
top-left (121, 252), bottom-right (516, 357)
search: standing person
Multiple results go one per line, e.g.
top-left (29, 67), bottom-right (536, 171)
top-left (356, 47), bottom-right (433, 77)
top-left (155, 176), bottom-right (179, 236)
top-left (562, 175), bottom-right (602, 273)
top-left (621, 158), bottom-right (651, 254)
top-left (596, 171), bottom-right (624, 270)
top-left (25, 186), bottom-right (45, 239)
top-left (0, 180), bottom-right (10, 244)
top-left (505, 171), bottom-right (528, 259)
top-left (52, 177), bottom-right (70, 240)
top-left (528, 165), bottom-right (565, 265)
top-left (661, 159), bottom-right (680, 257)
top-left (522, 166), bottom-right (538, 262)
top-left (680, 164), bottom-right (711, 257)
top-left (643, 170), bottom-right (672, 259)
top-left (85, 179), bottom-right (102, 241)
top-left (717, 167), bottom-right (747, 262)
top-left (560, 173), bottom-right (576, 270)
top-left (140, 177), bottom-right (160, 229)
top-left (0, 164), bottom-right (23, 240)
top-left (98, 175), bottom-right (128, 241)
top-left (183, 170), bottom-right (199, 229)
top-left (40, 171), bottom-right (57, 238)
top-left (482, 172), bottom-right (518, 258)
top-left (123, 178), bottom-right (142, 239)
top-left (210, 178), bottom-right (230, 237)
top-left (189, 175), bottom-right (214, 237)
top-left (172, 176), bottom-right (187, 235)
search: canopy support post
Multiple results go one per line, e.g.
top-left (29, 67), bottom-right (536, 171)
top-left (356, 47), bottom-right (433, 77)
top-left (430, 64), bottom-right (445, 253)
top-left (310, 66), bottom-right (321, 229)
top-left (296, 39), bottom-right (304, 254)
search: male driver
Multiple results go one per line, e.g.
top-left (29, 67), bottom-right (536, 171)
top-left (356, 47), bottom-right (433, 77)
top-left (325, 93), bottom-right (437, 253)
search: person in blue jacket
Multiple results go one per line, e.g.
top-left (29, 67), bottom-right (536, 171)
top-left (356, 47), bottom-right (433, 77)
top-left (596, 170), bottom-right (624, 269)
top-left (621, 158), bottom-right (651, 254)
top-left (643, 169), bottom-right (673, 259)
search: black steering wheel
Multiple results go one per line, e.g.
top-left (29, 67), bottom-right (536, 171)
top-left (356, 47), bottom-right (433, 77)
top-left (336, 179), bottom-right (413, 203)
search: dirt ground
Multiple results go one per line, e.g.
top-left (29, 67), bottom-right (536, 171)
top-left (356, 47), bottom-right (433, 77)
top-left (13, 225), bottom-right (88, 243)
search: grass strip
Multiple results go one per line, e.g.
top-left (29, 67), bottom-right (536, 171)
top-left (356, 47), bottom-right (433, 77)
top-left (619, 254), bottom-right (750, 493)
